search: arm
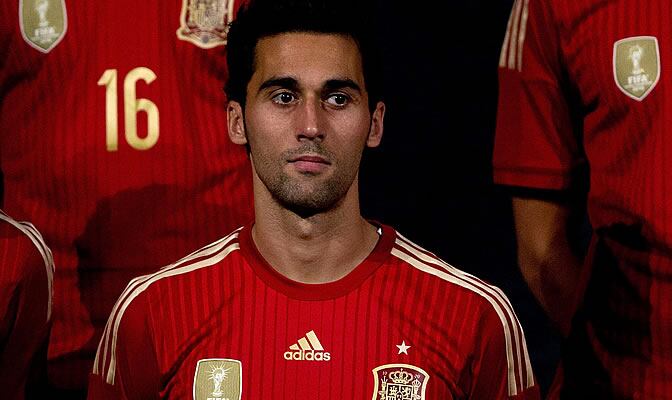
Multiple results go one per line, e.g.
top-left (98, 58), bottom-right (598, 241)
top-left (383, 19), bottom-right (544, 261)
top-left (512, 197), bottom-right (586, 335)
top-left (495, 0), bottom-right (589, 335)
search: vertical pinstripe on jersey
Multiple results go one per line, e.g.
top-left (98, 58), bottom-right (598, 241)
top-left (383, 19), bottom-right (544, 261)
top-left (392, 233), bottom-right (534, 396)
top-left (0, 210), bottom-right (55, 321)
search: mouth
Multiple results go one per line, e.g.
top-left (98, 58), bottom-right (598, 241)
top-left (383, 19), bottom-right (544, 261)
top-left (290, 155), bottom-right (330, 164)
top-left (288, 154), bottom-right (331, 173)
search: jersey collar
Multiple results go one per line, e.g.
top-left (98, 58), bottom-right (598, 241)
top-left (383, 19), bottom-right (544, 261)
top-left (238, 221), bottom-right (395, 300)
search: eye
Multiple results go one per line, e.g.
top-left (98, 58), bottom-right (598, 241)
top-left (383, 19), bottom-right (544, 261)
top-left (272, 92), bottom-right (297, 105)
top-left (325, 93), bottom-right (350, 107)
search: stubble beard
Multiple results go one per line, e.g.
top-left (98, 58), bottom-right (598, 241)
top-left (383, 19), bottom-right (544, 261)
top-left (254, 143), bottom-right (359, 219)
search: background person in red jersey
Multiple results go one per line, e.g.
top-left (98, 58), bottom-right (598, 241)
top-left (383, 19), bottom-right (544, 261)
top-left (495, 0), bottom-right (672, 397)
top-left (88, 1), bottom-right (540, 398)
top-left (0, 210), bottom-right (54, 400)
top-left (0, 1), bottom-right (253, 396)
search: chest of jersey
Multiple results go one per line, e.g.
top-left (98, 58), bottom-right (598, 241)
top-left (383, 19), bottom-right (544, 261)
top-left (146, 264), bottom-right (474, 399)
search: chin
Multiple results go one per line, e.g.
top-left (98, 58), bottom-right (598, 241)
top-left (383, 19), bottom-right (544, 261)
top-left (275, 194), bottom-right (341, 219)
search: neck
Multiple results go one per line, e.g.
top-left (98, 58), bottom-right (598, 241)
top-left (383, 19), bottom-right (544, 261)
top-left (251, 175), bottom-right (379, 284)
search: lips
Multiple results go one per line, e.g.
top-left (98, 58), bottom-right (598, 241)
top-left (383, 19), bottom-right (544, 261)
top-left (291, 155), bottom-right (330, 164)
top-left (289, 154), bottom-right (331, 173)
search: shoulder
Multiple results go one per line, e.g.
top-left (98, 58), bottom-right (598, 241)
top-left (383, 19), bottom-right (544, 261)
top-left (503, 0), bottom-right (588, 37)
top-left (390, 230), bottom-right (513, 315)
top-left (126, 226), bottom-right (243, 297)
top-left (389, 229), bottom-right (536, 397)
top-left (0, 211), bottom-right (53, 271)
top-left (100, 225), bottom-right (244, 327)
top-left (92, 227), bottom-right (244, 385)
top-left (0, 211), bottom-right (54, 301)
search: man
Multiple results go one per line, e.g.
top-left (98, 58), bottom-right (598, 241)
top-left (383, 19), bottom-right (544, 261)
top-left (0, 1), bottom-right (253, 395)
top-left (0, 210), bottom-right (54, 399)
top-left (89, 1), bottom-right (539, 398)
top-left (495, 0), bottom-right (672, 397)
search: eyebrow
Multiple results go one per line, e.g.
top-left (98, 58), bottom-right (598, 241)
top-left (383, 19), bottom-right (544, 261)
top-left (323, 79), bottom-right (362, 95)
top-left (257, 77), bottom-right (363, 95)
top-left (258, 77), bottom-right (299, 93)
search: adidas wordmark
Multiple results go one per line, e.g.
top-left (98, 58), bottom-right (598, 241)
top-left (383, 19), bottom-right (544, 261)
top-left (283, 330), bottom-right (331, 361)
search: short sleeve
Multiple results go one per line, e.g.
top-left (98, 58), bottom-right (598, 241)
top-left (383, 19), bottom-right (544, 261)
top-left (494, 0), bottom-right (583, 191)
top-left (466, 298), bottom-right (540, 399)
top-left (0, 214), bottom-right (53, 399)
top-left (88, 288), bottom-right (160, 400)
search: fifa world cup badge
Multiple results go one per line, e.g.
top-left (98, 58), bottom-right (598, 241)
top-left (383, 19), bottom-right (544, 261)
top-left (19, 0), bottom-right (67, 53)
top-left (193, 359), bottom-right (242, 400)
top-left (613, 36), bottom-right (660, 101)
top-left (177, 0), bottom-right (235, 49)
top-left (372, 364), bottom-right (429, 400)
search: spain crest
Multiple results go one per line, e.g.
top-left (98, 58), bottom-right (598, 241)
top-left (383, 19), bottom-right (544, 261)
top-left (19, 0), bottom-right (68, 53)
top-left (177, 0), bottom-right (235, 49)
top-left (193, 359), bottom-right (242, 400)
top-left (372, 364), bottom-right (429, 400)
top-left (613, 36), bottom-right (660, 101)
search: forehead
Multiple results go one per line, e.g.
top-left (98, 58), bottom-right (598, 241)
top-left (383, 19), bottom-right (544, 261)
top-left (251, 32), bottom-right (365, 88)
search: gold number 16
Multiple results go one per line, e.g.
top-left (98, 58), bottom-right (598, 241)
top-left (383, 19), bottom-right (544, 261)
top-left (97, 67), bottom-right (160, 151)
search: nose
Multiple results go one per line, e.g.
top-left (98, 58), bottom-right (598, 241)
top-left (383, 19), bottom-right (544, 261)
top-left (297, 95), bottom-right (324, 141)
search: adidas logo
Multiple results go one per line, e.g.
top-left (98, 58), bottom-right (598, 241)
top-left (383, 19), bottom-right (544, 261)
top-left (283, 330), bottom-right (331, 361)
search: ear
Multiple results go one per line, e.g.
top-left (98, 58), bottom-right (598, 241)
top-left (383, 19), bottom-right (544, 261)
top-left (227, 101), bottom-right (248, 145)
top-left (366, 101), bottom-right (385, 148)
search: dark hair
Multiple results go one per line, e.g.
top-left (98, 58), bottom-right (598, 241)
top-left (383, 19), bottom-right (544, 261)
top-left (225, 0), bottom-right (382, 111)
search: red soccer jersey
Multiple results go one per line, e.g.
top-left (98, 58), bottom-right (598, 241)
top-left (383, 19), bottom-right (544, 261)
top-left (89, 224), bottom-right (539, 399)
top-left (495, 0), bottom-right (672, 397)
top-left (0, 210), bottom-right (54, 400)
top-left (0, 0), bottom-right (253, 389)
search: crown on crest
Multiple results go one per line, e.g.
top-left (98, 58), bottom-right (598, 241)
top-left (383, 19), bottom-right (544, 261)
top-left (388, 369), bottom-right (414, 384)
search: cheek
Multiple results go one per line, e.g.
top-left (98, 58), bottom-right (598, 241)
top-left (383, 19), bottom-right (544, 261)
top-left (331, 106), bottom-right (371, 132)
top-left (245, 109), bottom-right (287, 152)
top-left (246, 105), bottom-right (278, 133)
top-left (333, 125), bottom-right (370, 169)
top-left (337, 114), bottom-right (372, 149)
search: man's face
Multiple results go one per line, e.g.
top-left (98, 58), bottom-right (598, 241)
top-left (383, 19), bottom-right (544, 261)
top-left (229, 32), bottom-right (384, 216)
